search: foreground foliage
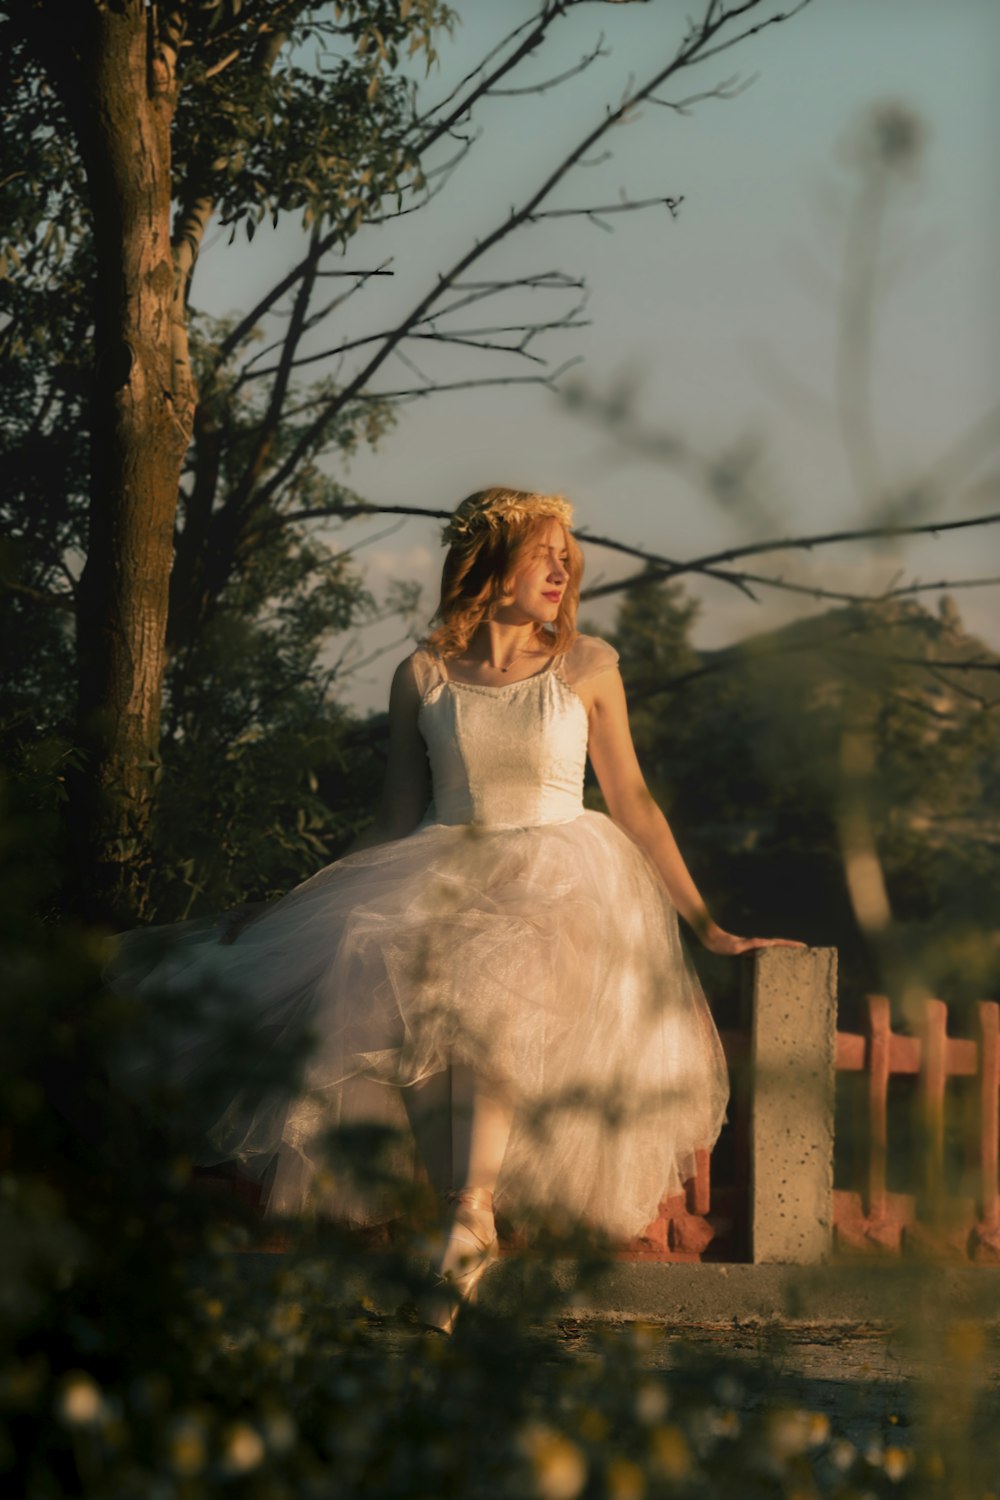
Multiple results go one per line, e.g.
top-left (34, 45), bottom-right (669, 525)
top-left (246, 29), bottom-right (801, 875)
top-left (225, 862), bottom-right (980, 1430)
top-left (3, 787), bottom-right (999, 1498)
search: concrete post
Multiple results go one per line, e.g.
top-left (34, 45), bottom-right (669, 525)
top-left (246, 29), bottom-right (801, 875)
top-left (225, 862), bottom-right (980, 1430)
top-left (746, 946), bottom-right (838, 1264)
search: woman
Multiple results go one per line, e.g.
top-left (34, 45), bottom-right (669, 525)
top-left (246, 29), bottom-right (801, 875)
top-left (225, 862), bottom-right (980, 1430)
top-left (112, 487), bottom-right (801, 1334)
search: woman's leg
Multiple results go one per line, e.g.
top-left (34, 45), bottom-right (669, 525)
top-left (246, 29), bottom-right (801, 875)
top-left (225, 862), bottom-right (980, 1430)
top-left (449, 1063), bottom-right (514, 1195)
top-left (434, 1063), bottom-right (514, 1280)
top-left (402, 1068), bottom-right (453, 1199)
top-left (402, 1062), bottom-right (515, 1207)
top-left (413, 1062), bottom-right (514, 1330)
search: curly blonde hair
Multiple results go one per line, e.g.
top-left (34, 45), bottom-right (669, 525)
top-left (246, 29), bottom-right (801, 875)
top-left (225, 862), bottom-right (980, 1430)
top-left (426, 488), bottom-right (583, 658)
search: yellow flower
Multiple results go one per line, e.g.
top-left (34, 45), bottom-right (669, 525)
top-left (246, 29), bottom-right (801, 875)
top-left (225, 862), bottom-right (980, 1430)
top-left (883, 1447), bottom-right (910, 1482)
top-left (168, 1416), bottom-right (207, 1477)
top-left (607, 1457), bottom-right (646, 1500)
top-left (806, 1412), bottom-right (829, 1447)
top-left (649, 1425), bottom-right (691, 1481)
top-left (946, 1319), bottom-right (985, 1364)
top-left (577, 1407), bottom-right (608, 1442)
top-left (519, 1423), bottom-right (588, 1500)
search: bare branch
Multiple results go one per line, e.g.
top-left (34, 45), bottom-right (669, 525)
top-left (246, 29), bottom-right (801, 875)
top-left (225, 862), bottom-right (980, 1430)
top-left (621, 609), bottom-right (999, 711)
top-left (413, 4), bottom-right (578, 131)
top-left (0, 575), bottom-right (75, 611)
top-left (209, 1), bottom-right (591, 369)
top-left (231, 259), bottom-right (396, 381)
top-left (580, 509), bottom-right (1000, 601)
top-left (314, 268), bottom-right (396, 279)
top-left (919, 661), bottom-right (997, 711)
top-left (684, 0), bottom-right (815, 70)
top-left (254, 1), bottom-right (814, 511)
top-left (239, 313), bottom-right (589, 381)
top-left (620, 627), bottom-right (869, 706)
top-left (647, 72), bottom-right (756, 113)
top-left (420, 271), bottom-right (587, 324)
top-left (278, 363), bottom-right (579, 430)
top-left (331, 631), bottom-right (421, 684)
top-left (528, 195), bottom-right (683, 225)
top-left (836, 651), bottom-right (1000, 676)
top-left (363, 131), bottom-right (477, 228)
top-left (486, 33), bottom-right (610, 97)
top-left (229, 227), bottom-right (324, 512)
top-left (722, 569), bottom-right (1000, 609)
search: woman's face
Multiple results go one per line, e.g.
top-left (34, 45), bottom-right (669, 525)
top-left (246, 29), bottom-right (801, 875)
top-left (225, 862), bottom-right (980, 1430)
top-left (497, 519), bottom-right (570, 626)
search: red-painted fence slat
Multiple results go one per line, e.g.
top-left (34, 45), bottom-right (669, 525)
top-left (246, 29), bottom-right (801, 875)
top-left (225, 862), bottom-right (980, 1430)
top-left (946, 1038), bottom-right (979, 1077)
top-left (866, 995), bottom-right (891, 1223)
top-left (920, 999), bottom-right (948, 1206)
top-left (837, 1033), bottom-right (865, 1070)
top-left (836, 992), bottom-right (1000, 1262)
top-left (887, 1034), bottom-right (921, 1074)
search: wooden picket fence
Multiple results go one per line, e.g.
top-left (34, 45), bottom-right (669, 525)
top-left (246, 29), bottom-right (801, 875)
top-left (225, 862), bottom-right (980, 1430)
top-left (833, 994), bottom-right (1000, 1261)
top-left (636, 990), bottom-right (1000, 1266)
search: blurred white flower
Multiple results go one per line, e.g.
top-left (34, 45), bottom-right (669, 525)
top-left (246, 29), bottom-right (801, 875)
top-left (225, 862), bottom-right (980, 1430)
top-left (223, 1421), bottom-right (265, 1473)
top-left (56, 1373), bottom-right (103, 1427)
top-left (263, 1408), bottom-right (298, 1454)
top-left (829, 1438), bottom-right (856, 1471)
top-left (765, 1407), bottom-right (814, 1459)
top-left (634, 1380), bottom-right (669, 1425)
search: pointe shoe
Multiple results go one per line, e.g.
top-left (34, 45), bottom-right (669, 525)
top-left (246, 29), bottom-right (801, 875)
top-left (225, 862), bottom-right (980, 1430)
top-left (421, 1187), bottom-right (499, 1336)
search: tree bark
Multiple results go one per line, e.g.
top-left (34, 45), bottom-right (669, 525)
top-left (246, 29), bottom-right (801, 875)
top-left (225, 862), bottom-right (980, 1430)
top-left (55, 2), bottom-right (193, 924)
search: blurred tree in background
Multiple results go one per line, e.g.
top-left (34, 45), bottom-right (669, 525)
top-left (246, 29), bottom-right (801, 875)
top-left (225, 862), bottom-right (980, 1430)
top-left (604, 581), bottom-right (1000, 1018)
top-left (2, 0), bottom-right (821, 925)
top-left (1, 0), bottom-right (451, 922)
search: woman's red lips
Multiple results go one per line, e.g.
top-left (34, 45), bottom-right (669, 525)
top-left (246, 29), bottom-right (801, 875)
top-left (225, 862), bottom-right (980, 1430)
top-left (543, 591), bottom-right (562, 601)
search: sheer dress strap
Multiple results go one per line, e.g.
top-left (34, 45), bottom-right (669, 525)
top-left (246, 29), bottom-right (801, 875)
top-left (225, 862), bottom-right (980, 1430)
top-left (556, 634), bottom-right (620, 687)
top-left (410, 645), bottom-right (447, 700)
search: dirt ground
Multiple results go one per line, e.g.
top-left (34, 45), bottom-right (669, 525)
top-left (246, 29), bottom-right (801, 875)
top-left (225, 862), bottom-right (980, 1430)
top-left (355, 1312), bottom-right (1000, 1459)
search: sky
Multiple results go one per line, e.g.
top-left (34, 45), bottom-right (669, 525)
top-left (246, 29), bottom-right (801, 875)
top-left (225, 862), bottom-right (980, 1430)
top-left (195, 0), bottom-right (1000, 712)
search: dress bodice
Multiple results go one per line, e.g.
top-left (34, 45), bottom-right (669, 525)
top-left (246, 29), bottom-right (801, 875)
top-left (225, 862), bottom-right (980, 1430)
top-left (412, 635), bottom-right (619, 829)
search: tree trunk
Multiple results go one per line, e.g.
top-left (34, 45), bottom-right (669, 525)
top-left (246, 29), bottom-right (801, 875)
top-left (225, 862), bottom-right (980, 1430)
top-left (59, 3), bottom-right (193, 924)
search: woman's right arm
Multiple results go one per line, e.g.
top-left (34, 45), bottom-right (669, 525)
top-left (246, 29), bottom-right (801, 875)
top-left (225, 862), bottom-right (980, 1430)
top-left (344, 655), bottom-right (430, 854)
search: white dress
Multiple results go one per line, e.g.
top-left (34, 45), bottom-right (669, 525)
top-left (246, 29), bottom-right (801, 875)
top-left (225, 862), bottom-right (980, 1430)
top-left (111, 635), bottom-right (729, 1239)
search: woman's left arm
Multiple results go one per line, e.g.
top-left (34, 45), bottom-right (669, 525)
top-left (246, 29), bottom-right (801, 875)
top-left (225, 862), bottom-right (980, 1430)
top-left (585, 666), bottom-right (804, 955)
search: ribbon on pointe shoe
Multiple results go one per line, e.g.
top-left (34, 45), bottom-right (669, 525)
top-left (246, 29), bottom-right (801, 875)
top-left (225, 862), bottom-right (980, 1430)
top-left (421, 1187), bottom-right (499, 1335)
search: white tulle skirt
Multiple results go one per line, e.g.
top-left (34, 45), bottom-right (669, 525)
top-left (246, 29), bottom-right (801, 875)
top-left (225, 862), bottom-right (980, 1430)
top-left (110, 812), bottom-right (729, 1239)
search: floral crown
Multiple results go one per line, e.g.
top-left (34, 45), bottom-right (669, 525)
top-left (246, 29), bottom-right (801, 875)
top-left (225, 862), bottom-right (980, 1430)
top-left (441, 490), bottom-right (574, 547)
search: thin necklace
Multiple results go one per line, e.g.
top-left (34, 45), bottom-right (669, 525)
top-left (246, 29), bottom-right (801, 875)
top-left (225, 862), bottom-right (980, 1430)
top-left (498, 637), bottom-right (541, 672)
top-left (499, 647), bottom-right (530, 673)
